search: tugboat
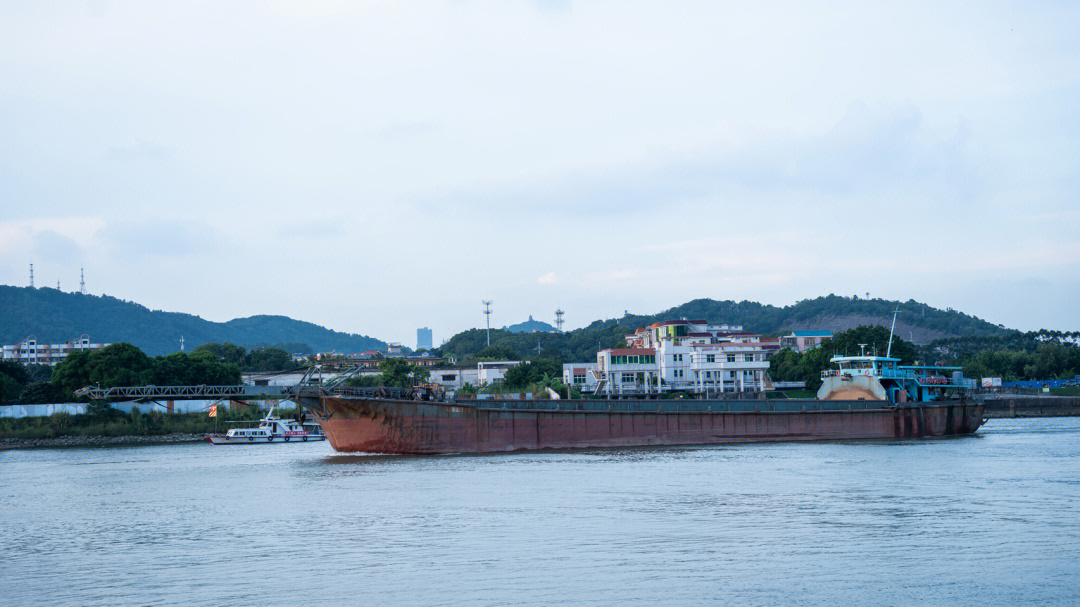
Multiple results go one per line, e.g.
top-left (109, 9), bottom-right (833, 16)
top-left (205, 407), bottom-right (326, 445)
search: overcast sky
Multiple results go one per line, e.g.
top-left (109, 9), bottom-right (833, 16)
top-left (2, 1), bottom-right (1078, 347)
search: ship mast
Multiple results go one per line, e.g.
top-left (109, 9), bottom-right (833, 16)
top-left (885, 306), bottom-right (900, 358)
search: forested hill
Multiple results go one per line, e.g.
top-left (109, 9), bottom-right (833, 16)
top-left (437, 295), bottom-right (1013, 363)
top-left (657, 296), bottom-right (1009, 342)
top-left (0, 286), bottom-right (385, 356)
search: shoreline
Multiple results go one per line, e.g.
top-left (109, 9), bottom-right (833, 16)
top-left (0, 433), bottom-right (206, 451)
top-left (4, 410), bottom-right (1080, 451)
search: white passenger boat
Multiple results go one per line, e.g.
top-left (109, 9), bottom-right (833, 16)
top-left (205, 408), bottom-right (326, 445)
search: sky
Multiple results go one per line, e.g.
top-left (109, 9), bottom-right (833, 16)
top-left (2, 1), bottom-right (1079, 347)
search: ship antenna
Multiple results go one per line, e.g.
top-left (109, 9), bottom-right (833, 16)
top-left (885, 305), bottom-right (900, 358)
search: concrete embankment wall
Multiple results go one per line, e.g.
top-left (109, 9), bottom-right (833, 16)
top-left (0, 399), bottom-right (296, 419)
top-left (982, 397), bottom-right (1080, 418)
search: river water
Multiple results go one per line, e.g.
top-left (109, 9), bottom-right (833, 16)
top-left (3, 417), bottom-right (1079, 606)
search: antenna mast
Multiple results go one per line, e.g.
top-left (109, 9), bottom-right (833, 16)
top-left (29, 263), bottom-right (34, 288)
top-left (80, 268), bottom-right (86, 294)
top-left (886, 306), bottom-right (900, 358)
top-left (482, 300), bottom-right (493, 347)
top-left (555, 308), bottom-right (565, 332)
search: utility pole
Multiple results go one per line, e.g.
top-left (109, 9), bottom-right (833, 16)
top-left (29, 263), bottom-right (34, 288)
top-left (482, 300), bottom-right (493, 347)
top-left (555, 308), bottom-right (565, 333)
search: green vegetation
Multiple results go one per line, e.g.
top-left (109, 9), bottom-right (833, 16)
top-left (192, 342), bottom-right (295, 372)
top-left (0, 285), bottom-right (384, 356)
top-left (0, 342), bottom-right (242, 404)
top-left (0, 402), bottom-right (291, 440)
top-left (927, 334), bottom-right (1080, 382)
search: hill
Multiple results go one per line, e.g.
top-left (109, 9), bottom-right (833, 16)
top-left (503, 315), bottom-right (557, 333)
top-left (437, 295), bottom-right (1013, 363)
top-left (0, 286), bottom-right (386, 356)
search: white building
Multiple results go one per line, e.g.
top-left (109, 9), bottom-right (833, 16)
top-left (583, 319), bottom-right (771, 396)
top-left (1, 335), bottom-right (109, 366)
top-left (477, 360), bottom-right (522, 385)
top-left (562, 363), bottom-right (599, 392)
top-left (428, 367), bottom-right (481, 390)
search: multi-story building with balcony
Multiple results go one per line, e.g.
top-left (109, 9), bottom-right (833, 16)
top-left (1, 335), bottom-right (109, 366)
top-left (780, 330), bottom-right (832, 352)
top-left (585, 319), bottom-right (771, 396)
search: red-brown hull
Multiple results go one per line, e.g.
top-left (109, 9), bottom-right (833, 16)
top-left (305, 397), bottom-right (985, 455)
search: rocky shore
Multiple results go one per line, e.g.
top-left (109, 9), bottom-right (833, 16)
top-left (0, 433), bottom-right (206, 451)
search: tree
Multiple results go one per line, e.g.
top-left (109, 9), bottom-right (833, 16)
top-left (243, 347), bottom-right (292, 372)
top-left (193, 342), bottom-right (246, 366)
top-left (51, 343), bottom-right (154, 398)
top-left (503, 359), bottom-right (563, 389)
top-left (344, 374), bottom-right (384, 387)
top-left (0, 360), bottom-right (29, 403)
top-left (19, 381), bottom-right (67, 404)
top-left (475, 344), bottom-right (522, 361)
top-left (378, 358), bottom-right (430, 388)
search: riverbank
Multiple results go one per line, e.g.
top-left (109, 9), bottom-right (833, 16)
top-left (0, 433), bottom-right (205, 450)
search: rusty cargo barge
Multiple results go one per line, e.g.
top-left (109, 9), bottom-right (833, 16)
top-left (297, 392), bottom-right (983, 454)
top-left (293, 343), bottom-right (985, 454)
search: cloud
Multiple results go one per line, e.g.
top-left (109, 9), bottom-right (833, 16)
top-left (98, 220), bottom-right (222, 258)
top-left (107, 139), bottom-right (174, 161)
top-left (32, 230), bottom-right (82, 265)
top-left (412, 106), bottom-right (981, 217)
top-left (537, 272), bottom-right (558, 284)
top-left (275, 218), bottom-right (348, 240)
top-left (0, 217), bottom-right (104, 255)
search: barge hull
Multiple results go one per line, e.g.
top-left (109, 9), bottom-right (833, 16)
top-left (303, 397), bottom-right (984, 454)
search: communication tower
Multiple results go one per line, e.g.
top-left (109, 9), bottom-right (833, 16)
top-left (555, 308), bottom-right (565, 332)
top-left (482, 300), bottom-right (493, 347)
top-left (29, 263), bottom-right (34, 288)
top-left (80, 268), bottom-right (86, 294)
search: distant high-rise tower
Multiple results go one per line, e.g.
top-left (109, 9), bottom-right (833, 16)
top-left (417, 327), bottom-right (433, 351)
top-left (29, 263), bottom-right (34, 288)
top-left (482, 300), bottom-right (493, 347)
top-left (555, 308), bottom-right (565, 332)
top-left (80, 268), bottom-right (86, 295)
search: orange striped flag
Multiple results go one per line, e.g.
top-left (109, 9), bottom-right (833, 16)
top-left (208, 404), bottom-right (217, 418)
